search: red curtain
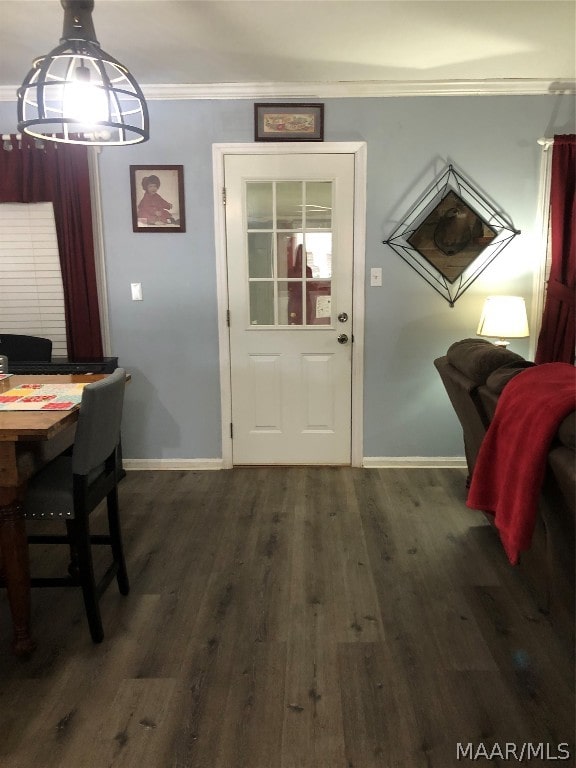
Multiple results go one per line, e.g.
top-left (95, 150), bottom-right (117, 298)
top-left (535, 135), bottom-right (576, 365)
top-left (0, 135), bottom-right (103, 359)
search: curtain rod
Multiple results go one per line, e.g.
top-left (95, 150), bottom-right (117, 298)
top-left (537, 137), bottom-right (554, 150)
top-left (2, 133), bottom-right (60, 140)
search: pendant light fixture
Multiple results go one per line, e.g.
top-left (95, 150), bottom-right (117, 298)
top-left (17, 0), bottom-right (149, 145)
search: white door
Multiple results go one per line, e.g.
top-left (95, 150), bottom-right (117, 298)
top-left (225, 152), bottom-right (355, 464)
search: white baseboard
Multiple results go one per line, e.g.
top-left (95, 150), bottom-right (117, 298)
top-left (362, 457), bottom-right (467, 469)
top-left (123, 457), bottom-right (466, 471)
top-left (123, 458), bottom-right (224, 471)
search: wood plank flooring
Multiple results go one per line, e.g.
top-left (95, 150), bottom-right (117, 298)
top-left (0, 468), bottom-right (574, 768)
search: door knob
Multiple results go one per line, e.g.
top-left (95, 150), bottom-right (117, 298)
top-left (337, 334), bottom-right (349, 344)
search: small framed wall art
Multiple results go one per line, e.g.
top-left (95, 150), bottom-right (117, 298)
top-left (254, 103), bottom-right (324, 142)
top-left (130, 165), bottom-right (186, 232)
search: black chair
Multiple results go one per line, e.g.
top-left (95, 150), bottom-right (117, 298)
top-left (23, 368), bottom-right (129, 643)
top-left (0, 334), bottom-right (52, 362)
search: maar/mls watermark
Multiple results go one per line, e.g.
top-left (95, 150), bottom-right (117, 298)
top-left (456, 743), bottom-right (572, 762)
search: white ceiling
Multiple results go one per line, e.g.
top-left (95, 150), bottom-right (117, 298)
top-left (0, 1), bottom-right (575, 97)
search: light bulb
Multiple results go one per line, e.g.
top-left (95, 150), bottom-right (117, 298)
top-left (62, 63), bottom-right (109, 125)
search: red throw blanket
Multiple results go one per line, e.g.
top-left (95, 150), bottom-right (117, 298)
top-left (466, 362), bottom-right (575, 565)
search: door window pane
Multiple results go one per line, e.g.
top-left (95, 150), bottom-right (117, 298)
top-left (249, 282), bottom-right (274, 325)
top-left (244, 180), bottom-right (334, 328)
top-left (248, 233), bottom-right (273, 278)
top-left (306, 182), bottom-right (332, 228)
top-left (306, 281), bottom-right (331, 325)
top-left (246, 183), bottom-right (273, 229)
top-left (278, 281), bottom-right (302, 325)
top-left (277, 233), bottom-right (302, 278)
top-left (276, 182), bottom-right (302, 229)
top-left (304, 233), bottom-right (332, 278)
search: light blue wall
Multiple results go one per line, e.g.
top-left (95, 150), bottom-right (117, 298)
top-left (1, 95), bottom-right (574, 460)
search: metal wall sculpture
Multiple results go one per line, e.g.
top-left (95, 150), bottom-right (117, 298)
top-left (383, 164), bottom-right (520, 306)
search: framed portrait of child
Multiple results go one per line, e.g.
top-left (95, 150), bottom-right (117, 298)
top-left (130, 165), bottom-right (186, 232)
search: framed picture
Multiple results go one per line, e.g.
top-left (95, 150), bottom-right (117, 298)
top-left (254, 103), bottom-right (324, 142)
top-left (130, 165), bottom-right (186, 232)
top-left (406, 189), bottom-right (498, 284)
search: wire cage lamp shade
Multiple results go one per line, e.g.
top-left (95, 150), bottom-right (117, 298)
top-left (17, 0), bottom-right (149, 146)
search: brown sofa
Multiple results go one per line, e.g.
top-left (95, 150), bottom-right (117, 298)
top-left (434, 338), bottom-right (575, 647)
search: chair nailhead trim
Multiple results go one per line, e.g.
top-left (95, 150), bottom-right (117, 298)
top-left (26, 511), bottom-right (73, 519)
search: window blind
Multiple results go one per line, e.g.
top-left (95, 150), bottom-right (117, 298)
top-left (0, 202), bottom-right (68, 357)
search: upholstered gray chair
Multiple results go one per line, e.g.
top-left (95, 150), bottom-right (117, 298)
top-left (0, 334), bottom-right (52, 361)
top-left (24, 368), bottom-right (129, 643)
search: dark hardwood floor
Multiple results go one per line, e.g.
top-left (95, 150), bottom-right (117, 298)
top-left (0, 468), bottom-right (574, 767)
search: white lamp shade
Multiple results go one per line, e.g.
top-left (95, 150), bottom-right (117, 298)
top-left (477, 296), bottom-right (529, 341)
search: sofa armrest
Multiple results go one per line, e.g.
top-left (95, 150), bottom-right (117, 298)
top-left (434, 355), bottom-right (491, 472)
top-left (447, 338), bottom-right (525, 384)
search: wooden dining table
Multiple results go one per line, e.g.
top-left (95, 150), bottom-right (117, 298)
top-left (0, 373), bottom-right (108, 655)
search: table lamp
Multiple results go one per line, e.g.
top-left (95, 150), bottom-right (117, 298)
top-left (476, 295), bottom-right (529, 347)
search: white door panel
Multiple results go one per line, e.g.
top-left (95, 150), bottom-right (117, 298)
top-left (225, 152), bottom-right (355, 464)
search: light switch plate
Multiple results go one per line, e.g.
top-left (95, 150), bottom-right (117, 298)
top-left (370, 267), bottom-right (382, 287)
top-left (131, 282), bottom-right (143, 301)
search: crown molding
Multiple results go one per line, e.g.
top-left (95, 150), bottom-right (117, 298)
top-left (142, 78), bottom-right (576, 100)
top-left (0, 87), bottom-right (17, 102)
top-left (1, 79), bottom-right (574, 103)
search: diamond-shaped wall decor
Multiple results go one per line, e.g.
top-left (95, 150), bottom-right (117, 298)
top-left (383, 164), bottom-right (520, 306)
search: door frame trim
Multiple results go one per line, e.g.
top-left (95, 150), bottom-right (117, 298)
top-left (212, 142), bottom-right (367, 468)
